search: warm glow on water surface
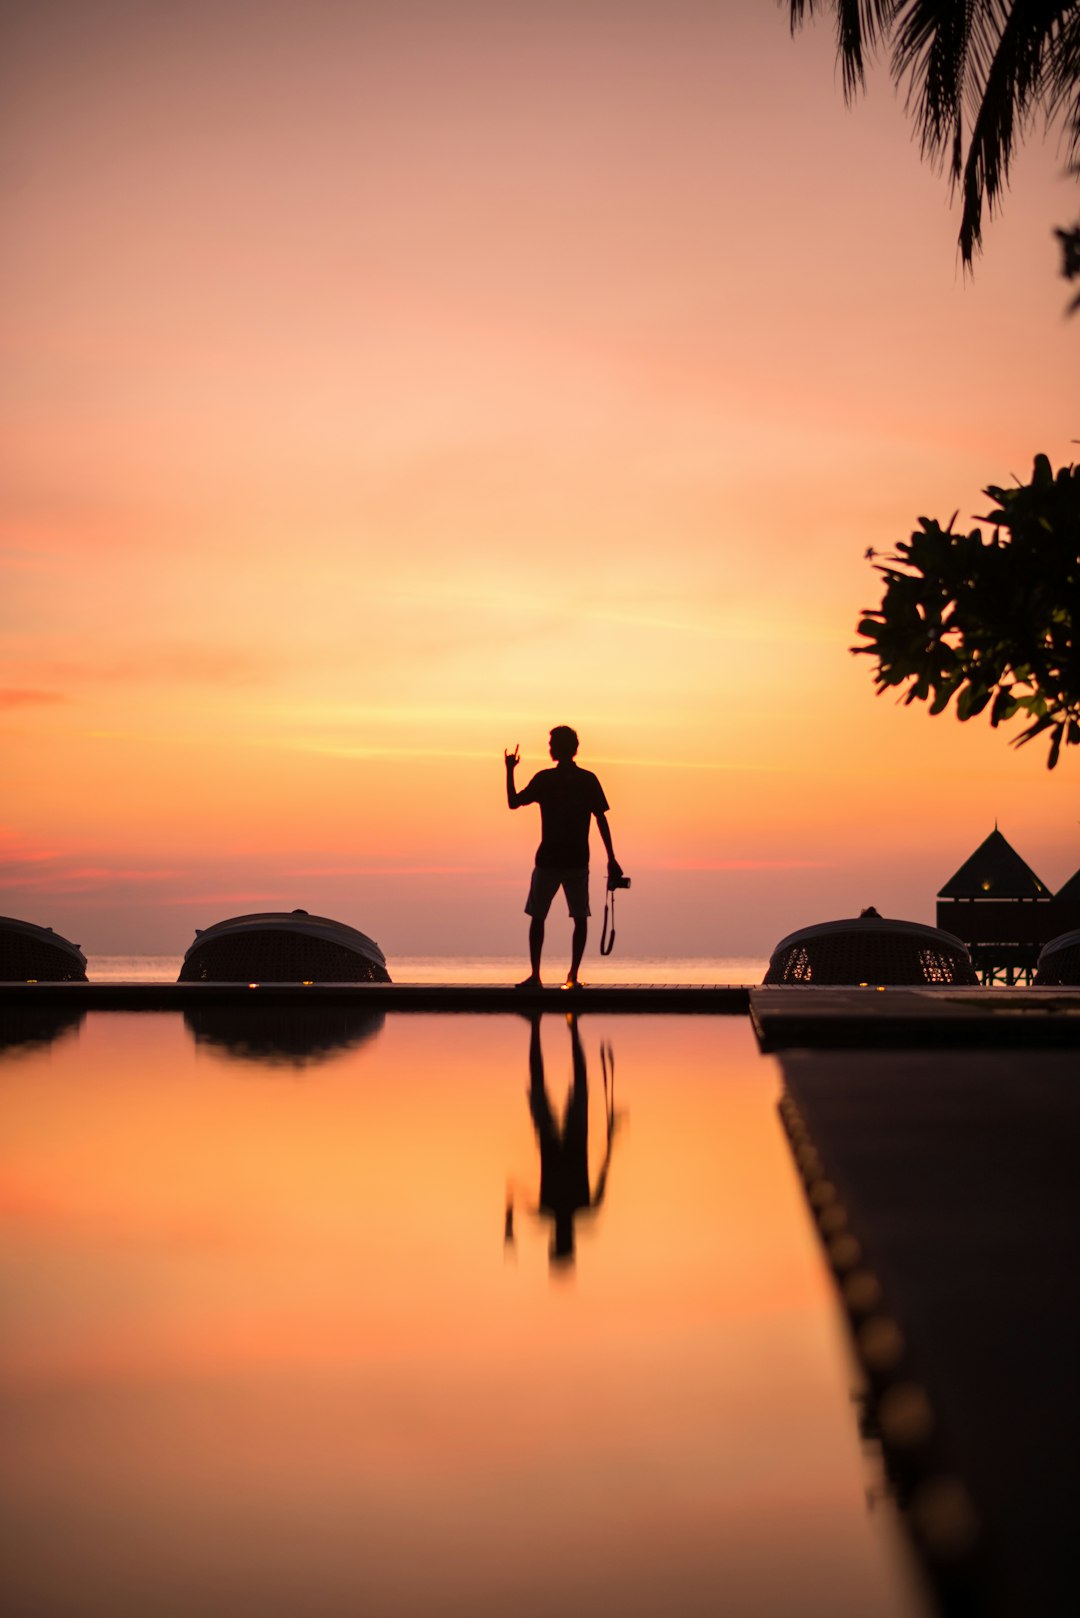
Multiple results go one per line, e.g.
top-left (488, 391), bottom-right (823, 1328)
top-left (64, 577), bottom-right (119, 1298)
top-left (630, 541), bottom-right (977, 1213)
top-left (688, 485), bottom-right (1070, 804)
top-left (0, 1012), bottom-right (925, 1617)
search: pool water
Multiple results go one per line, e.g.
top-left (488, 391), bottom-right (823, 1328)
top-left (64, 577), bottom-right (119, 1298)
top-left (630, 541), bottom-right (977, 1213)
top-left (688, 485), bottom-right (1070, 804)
top-left (0, 1012), bottom-right (926, 1618)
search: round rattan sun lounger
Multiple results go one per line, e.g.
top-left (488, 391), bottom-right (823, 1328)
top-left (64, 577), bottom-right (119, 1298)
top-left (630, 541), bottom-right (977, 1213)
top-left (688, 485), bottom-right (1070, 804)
top-left (177, 911), bottom-right (391, 983)
top-left (762, 916), bottom-right (978, 986)
top-left (0, 916), bottom-right (88, 982)
top-left (1033, 929), bottom-right (1080, 987)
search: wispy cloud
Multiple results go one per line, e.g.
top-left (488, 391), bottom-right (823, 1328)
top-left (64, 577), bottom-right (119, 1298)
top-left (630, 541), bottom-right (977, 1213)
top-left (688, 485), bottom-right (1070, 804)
top-left (652, 858), bottom-right (829, 871)
top-left (591, 756), bottom-right (788, 773)
top-left (278, 738), bottom-right (786, 773)
top-left (0, 829), bottom-right (65, 863)
top-left (0, 648), bottom-right (275, 688)
top-left (284, 742), bottom-right (494, 762)
top-left (288, 863), bottom-right (490, 877)
top-left (0, 688), bottom-right (71, 708)
top-left (580, 606), bottom-right (837, 646)
top-left (162, 892), bottom-right (287, 907)
top-left (0, 552), bottom-right (65, 574)
top-left (0, 858), bottom-right (180, 895)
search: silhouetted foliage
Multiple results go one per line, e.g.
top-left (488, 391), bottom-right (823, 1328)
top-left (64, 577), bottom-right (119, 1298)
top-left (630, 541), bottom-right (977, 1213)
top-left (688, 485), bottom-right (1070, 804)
top-left (856, 455), bottom-right (1080, 768)
top-left (1058, 216), bottom-right (1080, 310)
top-left (788, 2), bottom-right (1080, 286)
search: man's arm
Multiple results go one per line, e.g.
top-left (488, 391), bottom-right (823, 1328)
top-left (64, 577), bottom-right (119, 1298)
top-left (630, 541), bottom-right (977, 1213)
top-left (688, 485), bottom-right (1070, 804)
top-left (595, 811), bottom-right (622, 880)
top-left (505, 745), bottom-right (526, 809)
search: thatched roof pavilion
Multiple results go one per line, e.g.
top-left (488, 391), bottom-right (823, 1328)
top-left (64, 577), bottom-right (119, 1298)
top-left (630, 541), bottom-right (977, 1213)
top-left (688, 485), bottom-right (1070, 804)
top-left (1050, 866), bottom-right (1080, 938)
top-left (937, 829), bottom-right (1056, 984)
top-left (938, 828), bottom-right (1051, 899)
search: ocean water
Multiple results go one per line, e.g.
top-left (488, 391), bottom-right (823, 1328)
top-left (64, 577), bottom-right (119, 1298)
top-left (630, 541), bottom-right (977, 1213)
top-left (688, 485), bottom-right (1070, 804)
top-left (88, 954), bottom-right (769, 985)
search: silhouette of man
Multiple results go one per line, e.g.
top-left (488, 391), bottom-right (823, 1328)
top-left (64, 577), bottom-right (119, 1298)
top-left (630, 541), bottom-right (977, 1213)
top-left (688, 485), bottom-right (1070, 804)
top-left (505, 725), bottom-right (622, 988)
top-left (518, 1011), bottom-right (618, 1266)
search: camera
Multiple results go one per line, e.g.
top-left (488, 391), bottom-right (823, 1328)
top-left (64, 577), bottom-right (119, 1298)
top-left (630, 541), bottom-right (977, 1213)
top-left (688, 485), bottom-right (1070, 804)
top-left (608, 872), bottom-right (631, 890)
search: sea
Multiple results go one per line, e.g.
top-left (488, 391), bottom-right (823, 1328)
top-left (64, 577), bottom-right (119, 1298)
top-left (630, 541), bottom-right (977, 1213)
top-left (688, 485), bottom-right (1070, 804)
top-left (88, 954), bottom-right (768, 985)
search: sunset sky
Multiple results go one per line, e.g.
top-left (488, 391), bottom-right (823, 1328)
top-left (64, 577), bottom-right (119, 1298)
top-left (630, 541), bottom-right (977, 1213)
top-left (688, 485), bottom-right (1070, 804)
top-left (3, 0), bottom-right (1077, 959)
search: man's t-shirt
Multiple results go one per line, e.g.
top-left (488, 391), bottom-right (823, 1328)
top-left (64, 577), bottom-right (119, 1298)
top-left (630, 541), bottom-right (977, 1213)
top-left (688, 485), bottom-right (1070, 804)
top-left (519, 764), bottom-right (609, 869)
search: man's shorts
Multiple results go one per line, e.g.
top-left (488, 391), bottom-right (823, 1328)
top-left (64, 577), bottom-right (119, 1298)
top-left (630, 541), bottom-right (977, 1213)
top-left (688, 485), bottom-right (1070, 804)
top-left (525, 866), bottom-right (590, 921)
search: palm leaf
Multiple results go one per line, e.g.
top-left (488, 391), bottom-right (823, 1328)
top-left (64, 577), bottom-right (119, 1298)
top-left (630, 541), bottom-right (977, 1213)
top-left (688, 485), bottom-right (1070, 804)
top-left (791, 2), bottom-right (1080, 266)
top-left (1042, 5), bottom-right (1080, 160)
top-left (789, 1), bottom-right (900, 97)
top-left (956, 1), bottom-right (1076, 261)
top-left (891, 1), bottom-right (1012, 179)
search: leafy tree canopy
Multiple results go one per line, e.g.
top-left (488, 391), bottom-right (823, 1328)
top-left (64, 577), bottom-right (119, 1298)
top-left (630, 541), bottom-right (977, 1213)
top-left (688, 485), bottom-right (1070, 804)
top-left (788, 1), bottom-right (1080, 275)
top-left (856, 455), bottom-right (1080, 767)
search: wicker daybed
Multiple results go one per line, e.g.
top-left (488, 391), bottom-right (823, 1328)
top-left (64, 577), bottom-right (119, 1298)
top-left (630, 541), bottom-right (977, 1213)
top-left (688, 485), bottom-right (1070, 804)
top-left (177, 910), bottom-right (391, 983)
top-left (762, 915), bottom-right (979, 986)
top-left (0, 916), bottom-right (87, 982)
top-left (1033, 929), bottom-right (1080, 987)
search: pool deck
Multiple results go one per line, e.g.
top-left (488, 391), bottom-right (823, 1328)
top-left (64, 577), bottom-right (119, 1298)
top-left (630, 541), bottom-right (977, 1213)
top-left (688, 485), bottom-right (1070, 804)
top-left (0, 980), bottom-right (751, 1013)
top-left (4, 979), bottom-right (1080, 1028)
top-left (751, 984), bottom-right (1080, 1048)
top-left (761, 989), bottom-right (1080, 1618)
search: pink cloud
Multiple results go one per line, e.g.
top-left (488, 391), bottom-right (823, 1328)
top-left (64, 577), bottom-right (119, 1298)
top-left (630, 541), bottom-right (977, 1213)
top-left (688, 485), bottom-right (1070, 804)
top-left (1, 647), bottom-right (275, 689)
top-left (652, 859), bottom-right (829, 872)
top-left (0, 513), bottom-right (149, 560)
top-left (0, 829), bottom-right (64, 863)
top-left (162, 892), bottom-right (285, 907)
top-left (0, 859), bottom-right (179, 895)
top-left (288, 864), bottom-right (488, 877)
top-left (0, 688), bottom-right (71, 708)
top-left (0, 554), bottom-right (64, 574)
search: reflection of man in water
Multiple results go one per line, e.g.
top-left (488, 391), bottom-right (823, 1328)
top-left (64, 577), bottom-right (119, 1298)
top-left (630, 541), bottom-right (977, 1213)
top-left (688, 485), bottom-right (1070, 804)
top-left (517, 1012), bottom-right (618, 1267)
top-left (505, 725), bottom-right (621, 988)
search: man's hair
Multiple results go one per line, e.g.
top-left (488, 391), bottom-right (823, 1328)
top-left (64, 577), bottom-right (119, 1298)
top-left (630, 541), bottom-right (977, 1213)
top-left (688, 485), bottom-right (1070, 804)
top-left (549, 725), bottom-right (579, 760)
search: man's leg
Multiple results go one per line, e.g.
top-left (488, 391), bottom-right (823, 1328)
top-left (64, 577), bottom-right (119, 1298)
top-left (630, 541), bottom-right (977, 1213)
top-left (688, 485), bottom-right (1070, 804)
top-left (528, 917), bottom-right (545, 982)
top-left (519, 868), bottom-right (555, 987)
top-left (564, 870), bottom-right (590, 987)
top-left (567, 918), bottom-right (587, 986)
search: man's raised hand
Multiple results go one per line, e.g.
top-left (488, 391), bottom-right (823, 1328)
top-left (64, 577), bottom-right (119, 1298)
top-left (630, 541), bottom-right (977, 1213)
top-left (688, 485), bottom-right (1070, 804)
top-left (504, 744), bottom-right (520, 767)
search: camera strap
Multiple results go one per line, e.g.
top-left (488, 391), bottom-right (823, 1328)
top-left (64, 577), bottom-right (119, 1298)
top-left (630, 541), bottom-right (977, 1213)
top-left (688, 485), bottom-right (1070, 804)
top-left (600, 885), bottom-right (616, 956)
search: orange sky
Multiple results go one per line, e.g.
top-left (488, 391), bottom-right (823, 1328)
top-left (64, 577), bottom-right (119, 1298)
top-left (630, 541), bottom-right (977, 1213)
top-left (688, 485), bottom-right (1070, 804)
top-left (2, 0), bottom-right (1077, 958)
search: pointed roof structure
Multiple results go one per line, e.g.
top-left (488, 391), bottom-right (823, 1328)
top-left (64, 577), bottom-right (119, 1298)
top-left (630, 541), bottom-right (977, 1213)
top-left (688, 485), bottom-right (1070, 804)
top-left (1055, 866), bottom-right (1080, 901)
top-left (938, 829), bottom-right (1051, 899)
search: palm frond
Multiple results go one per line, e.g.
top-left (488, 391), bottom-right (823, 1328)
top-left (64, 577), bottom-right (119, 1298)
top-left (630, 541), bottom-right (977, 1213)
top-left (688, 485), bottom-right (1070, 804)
top-left (957, 1), bottom-right (1076, 261)
top-left (788, 1), bottom-right (900, 97)
top-left (1042, 5), bottom-right (1080, 160)
top-left (788, 0), bottom-right (1080, 266)
top-left (891, 2), bottom-right (1012, 177)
